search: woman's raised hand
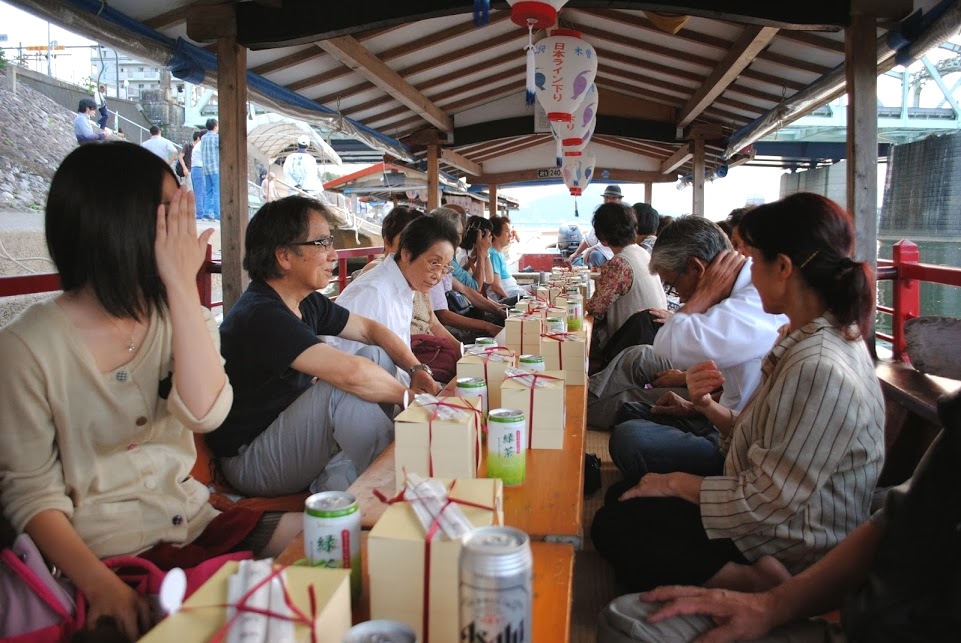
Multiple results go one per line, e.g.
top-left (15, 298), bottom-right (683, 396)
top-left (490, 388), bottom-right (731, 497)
top-left (85, 571), bottom-right (153, 640)
top-left (155, 186), bottom-right (215, 290)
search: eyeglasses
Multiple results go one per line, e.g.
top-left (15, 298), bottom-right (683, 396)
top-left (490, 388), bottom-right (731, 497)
top-left (425, 259), bottom-right (454, 275)
top-left (290, 235), bottom-right (336, 249)
top-left (663, 275), bottom-right (681, 299)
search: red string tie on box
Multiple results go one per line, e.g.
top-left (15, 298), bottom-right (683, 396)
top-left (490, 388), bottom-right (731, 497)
top-left (540, 332), bottom-right (579, 370)
top-left (374, 479), bottom-right (497, 643)
top-left (423, 397), bottom-right (485, 475)
top-left (504, 370), bottom-right (564, 445)
top-left (476, 345), bottom-right (515, 386)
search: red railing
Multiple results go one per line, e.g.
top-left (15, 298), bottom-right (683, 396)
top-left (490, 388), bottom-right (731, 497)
top-left (0, 244), bottom-right (384, 311)
top-left (876, 239), bottom-right (961, 362)
top-left (4, 241), bottom-right (958, 365)
top-left (333, 246), bottom-right (383, 295)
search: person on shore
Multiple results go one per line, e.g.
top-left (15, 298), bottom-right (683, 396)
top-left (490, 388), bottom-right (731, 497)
top-left (190, 130), bottom-right (206, 219)
top-left (94, 83), bottom-right (109, 130)
top-left (208, 195), bottom-right (440, 497)
top-left (591, 193), bottom-right (885, 598)
top-left (201, 118), bottom-right (220, 221)
top-left (74, 99), bottom-right (107, 145)
top-left (282, 135), bottom-right (324, 196)
top-left (0, 142), bottom-right (300, 640)
top-left (141, 125), bottom-right (180, 172)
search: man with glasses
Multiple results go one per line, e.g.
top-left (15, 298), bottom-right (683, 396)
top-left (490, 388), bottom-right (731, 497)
top-left (588, 217), bottom-right (785, 481)
top-left (208, 196), bottom-right (440, 499)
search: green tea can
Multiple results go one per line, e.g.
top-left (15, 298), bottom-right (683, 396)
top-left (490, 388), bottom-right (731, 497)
top-left (475, 336), bottom-right (497, 347)
top-left (487, 409), bottom-right (526, 486)
top-left (304, 491), bottom-right (361, 600)
top-left (545, 317), bottom-right (566, 334)
top-left (456, 376), bottom-right (488, 414)
top-left (518, 354), bottom-right (545, 372)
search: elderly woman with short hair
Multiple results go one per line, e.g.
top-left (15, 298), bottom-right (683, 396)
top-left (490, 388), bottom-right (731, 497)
top-left (586, 202), bottom-right (667, 353)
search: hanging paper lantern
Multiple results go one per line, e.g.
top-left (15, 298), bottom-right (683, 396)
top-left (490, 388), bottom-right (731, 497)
top-left (556, 83), bottom-right (597, 147)
top-left (506, 1), bottom-right (569, 105)
top-left (507, 0), bottom-right (568, 28)
top-left (533, 29), bottom-right (598, 123)
top-left (562, 150), bottom-right (595, 197)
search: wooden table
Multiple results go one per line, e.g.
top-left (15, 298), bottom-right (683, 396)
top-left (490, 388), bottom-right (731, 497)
top-left (346, 317), bottom-right (592, 546)
top-left (345, 381), bottom-right (587, 546)
top-left (276, 534), bottom-right (575, 643)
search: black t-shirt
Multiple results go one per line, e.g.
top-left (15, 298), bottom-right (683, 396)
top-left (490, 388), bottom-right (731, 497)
top-left (207, 280), bottom-right (350, 457)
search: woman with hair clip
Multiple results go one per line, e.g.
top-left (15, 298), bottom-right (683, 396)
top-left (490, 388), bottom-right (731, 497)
top-left (0, 142), bottom-right (302, 640)
top-left (591, 192), bottom-right (886, 614)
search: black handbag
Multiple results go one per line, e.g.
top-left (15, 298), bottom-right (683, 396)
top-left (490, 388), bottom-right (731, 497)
top-left (445, 290), bottom-right (472, 316)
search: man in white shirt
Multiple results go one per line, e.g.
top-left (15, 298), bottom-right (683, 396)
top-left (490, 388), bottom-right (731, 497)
top-left (141, 126), bottom-right (180, 172)
top-left (588, 216), bottom-right (786, 480)
top-left (283, 136), bottom-right (324, 195)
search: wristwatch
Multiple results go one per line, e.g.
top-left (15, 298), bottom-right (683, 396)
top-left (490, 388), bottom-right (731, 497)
top-left (408, 363), bottom-right (433, 377)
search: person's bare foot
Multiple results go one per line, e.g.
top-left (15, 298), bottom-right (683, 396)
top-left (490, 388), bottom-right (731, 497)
top-left (705, 555), bottom-right (792, 592)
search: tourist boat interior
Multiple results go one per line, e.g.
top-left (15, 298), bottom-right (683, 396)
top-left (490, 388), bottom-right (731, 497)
top-left (1, 1), bottom-right (961, 641)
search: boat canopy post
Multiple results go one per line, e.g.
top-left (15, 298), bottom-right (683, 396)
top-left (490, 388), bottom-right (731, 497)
top-left (692, 137), bottom-right (706, 217)
top-left (846, 6), bottom-right (880, 353)
top-left (218, 33), bottom-right (250, 313)
top-left (643, 183), bottom-right (653, 205)
top-left (488, 184), bottom-right (498, 218)
top-left (427, 144), bottom-right (441, 211)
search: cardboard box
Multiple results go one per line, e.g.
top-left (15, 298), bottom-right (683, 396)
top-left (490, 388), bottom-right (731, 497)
top-left (504, 315), bottom-right (542, 356)
top-left (501, 370), bottom-right (567, 449)
top-left (394, 396), bottom-right (483, 488)
top-left (139, 562), bottom-right (351, 642)
top-left (369, 478), bottom-right (503, 643)
top-left (456, 349), bottom-right (516, 409)
top-left (540, 331), bottom-right (588, 385)
top-left (535, 285), bottom-right (564, 307)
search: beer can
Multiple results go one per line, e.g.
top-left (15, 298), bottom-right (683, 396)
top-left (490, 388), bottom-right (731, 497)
top-left (487, 409), bottom-right (526, 486)
top-left (475, 336), bottom-right (497, 346)
top-left (459, 526), bottom-right (533, 643)
top-left (456, 376), bottom-right (488, 414)
top-left (544, 317), bottom-right (566, 334)
top-left (342, 619), bottom-right (417, 643)
top-left (518, 354), bottom-right (545, 372)
top-left (304, 491), bottom-right (361, 600)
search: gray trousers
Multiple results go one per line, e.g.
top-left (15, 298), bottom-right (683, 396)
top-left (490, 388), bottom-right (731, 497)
top-left (221, 346), bottom-right (396, 497)
top-left (597, 595), bottom-right (848, 643)
top-left (587, 345), bottom-right (687, 430)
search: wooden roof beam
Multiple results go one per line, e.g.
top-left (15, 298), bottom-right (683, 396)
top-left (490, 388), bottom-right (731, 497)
top-left (660, 143), bottom-right (693, 174)
top-left (440, 148), bottom-right (482, 176)
top-left (317, 36), bottom-right (452, 132)
top-left (473, 168), bottom-right (678, 186)
top-left (677, 25), bottom-right (779, 128)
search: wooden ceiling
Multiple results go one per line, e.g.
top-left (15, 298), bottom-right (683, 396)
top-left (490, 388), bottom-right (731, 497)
top-left (12, 1), bottom-right (915, 185)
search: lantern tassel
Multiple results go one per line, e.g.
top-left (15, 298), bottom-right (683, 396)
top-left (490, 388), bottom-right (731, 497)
top-left (525, 23), bottom-right (536, 106)
top-left (473, 0), bottom-right (490, 27)
top-left (555, 137), bottom-right (562, 167)
top-left (574, 198), bottom-right (579, 218)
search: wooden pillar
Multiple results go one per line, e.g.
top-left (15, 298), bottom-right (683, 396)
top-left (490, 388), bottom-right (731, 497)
top-left (643, 182), bottom-right (653, 205)
top-left (691, 137), bottom-right (705, 216)
top-left (488, 184), bottom-right (498, 218)
top-left (217, 36), bottom-right (248, 313)
top-left (427, 144), bottom-right (440, 211)
top-left (846, 10), bottom-right (878, 352)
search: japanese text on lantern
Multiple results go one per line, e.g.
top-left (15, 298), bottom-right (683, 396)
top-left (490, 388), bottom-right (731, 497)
top-left (552, 41), bottom-right (566, 102)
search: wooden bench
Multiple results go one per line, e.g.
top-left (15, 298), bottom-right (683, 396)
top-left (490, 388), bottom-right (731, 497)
top-left (874, 359), bottom-right (961, 487)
